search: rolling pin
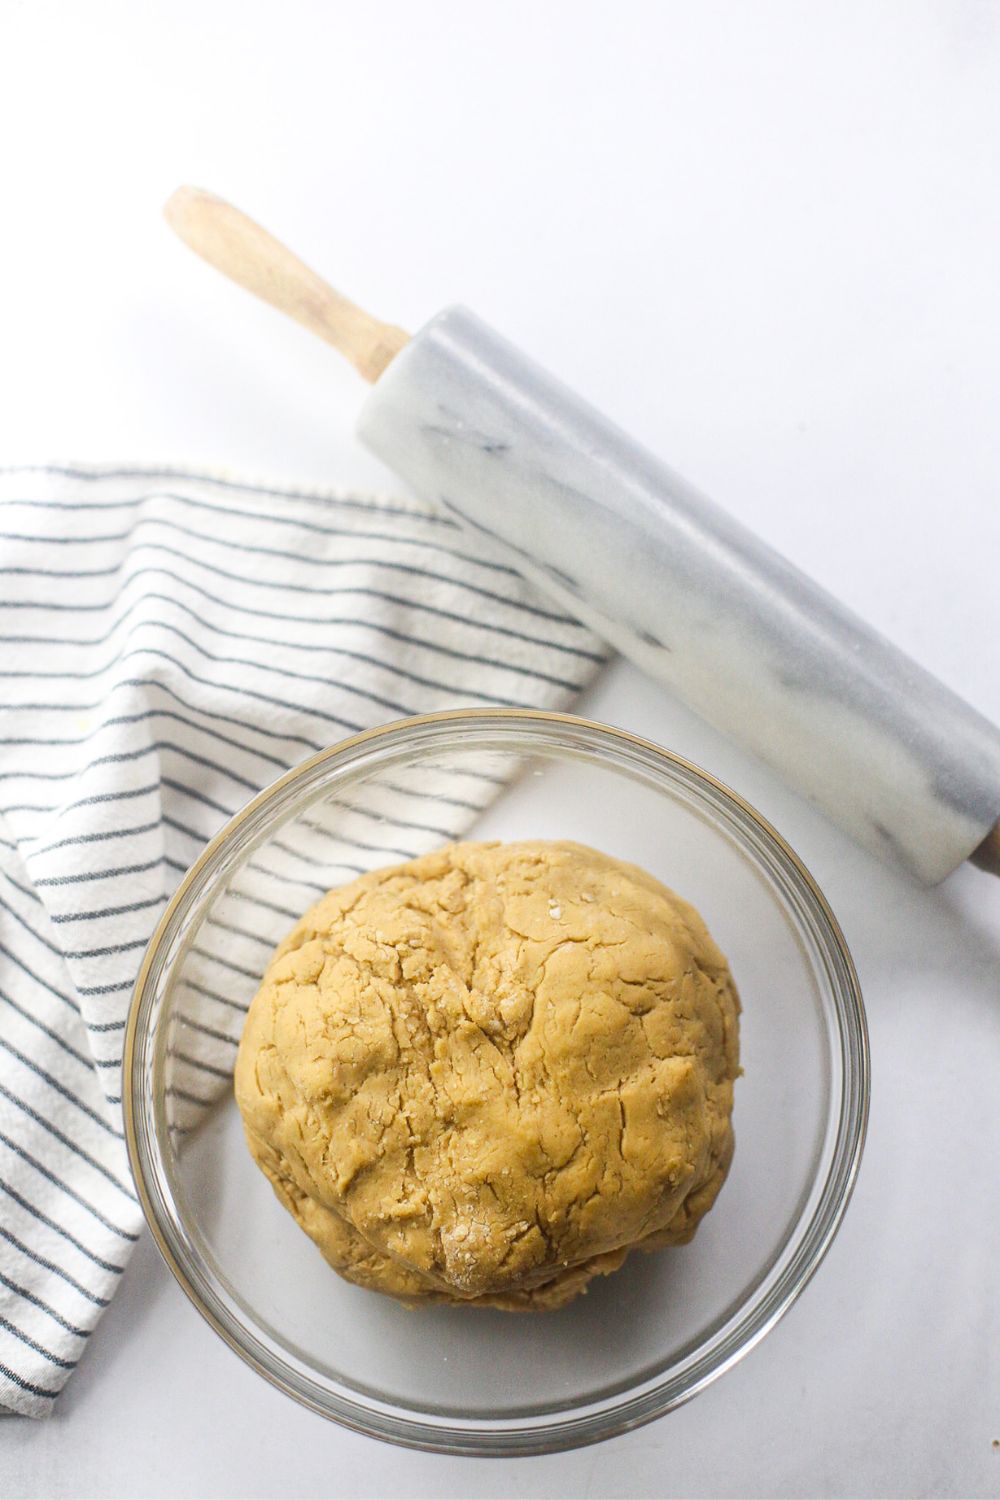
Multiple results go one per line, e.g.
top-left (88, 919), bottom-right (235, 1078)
top-left (164, 187), bottom-right (1000, 886)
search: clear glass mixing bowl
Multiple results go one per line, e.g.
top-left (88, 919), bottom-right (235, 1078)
top-left (124, 710), bottom-right (868, 1456)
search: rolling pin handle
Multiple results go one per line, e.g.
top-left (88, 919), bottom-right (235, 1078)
top-left (163, 186), bottom-right (409, 382)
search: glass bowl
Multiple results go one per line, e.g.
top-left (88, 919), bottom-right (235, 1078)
top-left (124, 710), bottom-right (868, 1456)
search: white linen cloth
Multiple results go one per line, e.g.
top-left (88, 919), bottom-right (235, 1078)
top-left (0, 463), bottom-right (606, 1416)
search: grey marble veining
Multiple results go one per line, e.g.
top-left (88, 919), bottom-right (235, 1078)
top-left (358, 305), bottom-right (1000, 883)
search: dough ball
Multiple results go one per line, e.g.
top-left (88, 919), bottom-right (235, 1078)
top-left (234, 840), bottom-right (740, 1310)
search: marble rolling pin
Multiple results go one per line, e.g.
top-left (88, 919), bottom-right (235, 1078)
top-left (165, 187), bottom-right (1000, 886)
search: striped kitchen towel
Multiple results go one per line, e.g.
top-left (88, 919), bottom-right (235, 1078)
top-left (0, 463), bottom-right (607, 1416)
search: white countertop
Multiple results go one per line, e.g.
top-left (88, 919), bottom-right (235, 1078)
top-left (2, 3), bottom-right (999, 1495)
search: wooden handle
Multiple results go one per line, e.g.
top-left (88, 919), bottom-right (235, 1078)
top-left (163, 186), bottom-right (409, 383)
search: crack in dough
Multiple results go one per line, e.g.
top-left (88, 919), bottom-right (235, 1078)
top-left (234, 840), bottom-right (740, 1311)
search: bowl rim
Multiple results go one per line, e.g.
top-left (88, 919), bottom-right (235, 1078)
top-left (123, 707), bottom-right (869, 1457)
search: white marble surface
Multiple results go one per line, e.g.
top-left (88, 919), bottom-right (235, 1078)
top-left (358, 302), bottom-right (1000, 883)
top-left (1, 2), bottom-right (999, 1495)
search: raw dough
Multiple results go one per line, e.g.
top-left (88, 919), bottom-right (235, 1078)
top-left (234, 840), bottom-right (740, 1310)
